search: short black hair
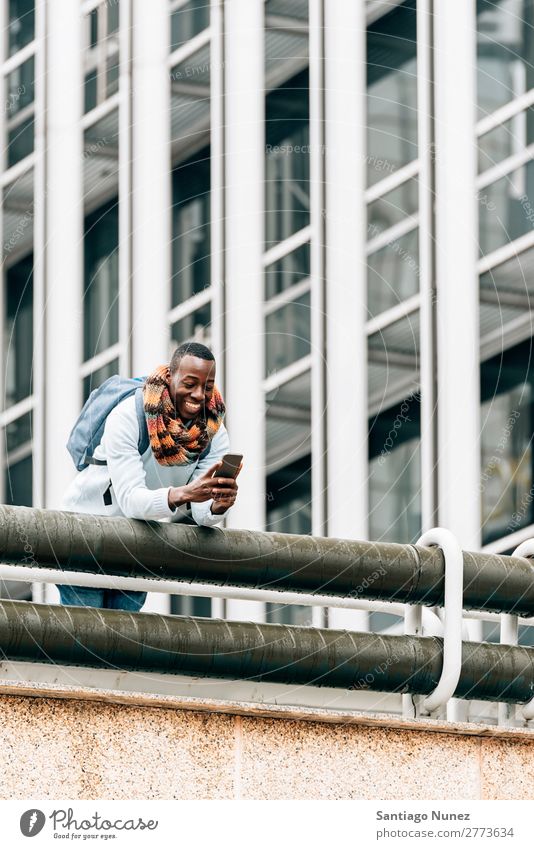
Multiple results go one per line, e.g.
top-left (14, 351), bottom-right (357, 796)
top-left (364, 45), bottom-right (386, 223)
top-left (170, 342), bottom-right (215, 373)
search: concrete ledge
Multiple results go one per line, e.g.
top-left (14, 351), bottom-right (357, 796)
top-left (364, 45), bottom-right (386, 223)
top-left (1, 678), bottom-right (534, 799)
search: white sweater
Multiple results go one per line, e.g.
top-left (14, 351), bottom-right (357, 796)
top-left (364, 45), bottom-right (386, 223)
top-left (60, 394), bottom-right (230, 526)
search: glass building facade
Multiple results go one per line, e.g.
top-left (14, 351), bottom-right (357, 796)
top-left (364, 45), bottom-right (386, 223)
top-left (1, 0), bottom-right (533, 638)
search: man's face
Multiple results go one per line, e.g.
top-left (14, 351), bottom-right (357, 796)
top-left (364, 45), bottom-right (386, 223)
top-left (169, 354), bottom-right (216, 421)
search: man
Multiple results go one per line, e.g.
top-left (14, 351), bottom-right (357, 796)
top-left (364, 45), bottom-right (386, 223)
top-left (57, 342), bottom-right (239, 611)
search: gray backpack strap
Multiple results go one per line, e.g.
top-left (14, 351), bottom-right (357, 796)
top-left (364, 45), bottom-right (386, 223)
top-left (135, 388), bottom-right (150, 456)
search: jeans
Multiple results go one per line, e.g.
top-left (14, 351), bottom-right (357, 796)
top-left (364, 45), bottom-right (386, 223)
top-left (57, 585), bottom-right (147, 611)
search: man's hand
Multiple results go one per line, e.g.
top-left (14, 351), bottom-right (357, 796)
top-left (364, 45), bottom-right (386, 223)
top-left (209, 461), bottom-right (242, 515)
top-left (167, 461), bottom-right (242, 512)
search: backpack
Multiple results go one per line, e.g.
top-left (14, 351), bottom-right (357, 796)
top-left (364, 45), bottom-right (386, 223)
top-left (67, 376), bottom-right (149, 471)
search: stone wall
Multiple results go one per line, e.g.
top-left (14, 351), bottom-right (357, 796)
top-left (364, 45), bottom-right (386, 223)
top-left (1, 687), bottom-right (534, 799)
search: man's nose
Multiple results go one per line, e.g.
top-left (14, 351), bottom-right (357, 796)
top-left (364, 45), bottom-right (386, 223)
top-left (191, 386), bottom-right (205, 401)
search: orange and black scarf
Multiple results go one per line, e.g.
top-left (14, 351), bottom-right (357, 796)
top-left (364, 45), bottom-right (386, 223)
top-left (143, 364), bottom-right (225, 467)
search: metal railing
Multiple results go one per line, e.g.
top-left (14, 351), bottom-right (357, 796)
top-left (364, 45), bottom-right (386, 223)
top-left (1, 505), bottom-right (534, 723)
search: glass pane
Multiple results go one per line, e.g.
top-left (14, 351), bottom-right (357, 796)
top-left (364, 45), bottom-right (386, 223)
top-left (265, 0), bottom-right (308, 19)
top-left (366, 0), bottom-right (418, 187)
top-left (5, 411), bottom-right (32, 453)
top-left (4, 453), bottom-right (32, 506)
top-left (481, 340), bottom-right (534, 544)
top-left (265, 242), bottom-right (310, 300)
top-left (171, 0), bottom-right (210, 51)
top-left (367, 227), bottom-right (419, 318)
top-left (477, 0), bottom-right (534, 119)
top-left (83, 358), bottom-right (119, 403)
top-left (84, 201), bottom-right (119, 361)
top-left (266, 603), bottom-right (311, 625)
top-left (170, 595), bottom-right (212, 617)
top-left (4, 255), bottom-right (33, 407)
top-left (107, 0), bottom-right (120, 34)
top-left (479, 160), bottom-right (534, 256)
top-left (265, 70), bottom-right (309, 247)
top-left (8, 0), bottom-right (34, 57)
top-left (89, 7), bottom-right (99, 47)
top-left (265, 291), bottom-right (311, 375)
top-left (367, 178), bottom-right (418, 239)
top-left (266, 370), bottom-right (311, 472)
top-left (6, 55), bottom-right (35, 117)
top-left (479, 246), bottom-right (534, 347)
top-left (478, 107), bottom-right (534, 172)
top-left (7, 115), bottom-right (34, 167)
top-left (106, 54), bottom-right (120, 98)
top-left (171, 302), bottom-right (212, 348)
top-left (84, 69), bottom-right (98, 113)
top-left (368, 395), bottom-right (421, 543)
top-left (172, 151), bottom-right (210, 306)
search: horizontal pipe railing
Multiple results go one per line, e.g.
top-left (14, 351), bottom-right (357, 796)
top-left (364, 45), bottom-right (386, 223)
top-left (0, 600), bottom-right (533, 704)
top-left (1, 506), bottom-right (534, 616)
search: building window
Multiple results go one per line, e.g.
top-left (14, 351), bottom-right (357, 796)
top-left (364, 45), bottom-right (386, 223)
top-left (171, 595), bottom-right (212, 617)
top-left (84, 201), bottom-right (119, 363)
top-left (6, 55), bottom-right (35, 167)
top-left (83, 1), bottom-right (120, 114)
top-left (4, 255), bottom-right (33, 408)
top-left (265, 70), bottom-right (310, 249)
top-left (477, 0), bottom-right (534, 120)
top-left (478, 160), bottom-right (534, 256)
top-left (171, 302), bottom-right (211, 348)
top-left (366, 0), bottom-right (418, 187)
top-left (172, 150), bottom-right (211, 308)
top-left (8, 0), bottom-right (34, 58)
top-left (481, 338), bottom-right (534, 545)
top-left (170, 0), bottom-right (210, 52)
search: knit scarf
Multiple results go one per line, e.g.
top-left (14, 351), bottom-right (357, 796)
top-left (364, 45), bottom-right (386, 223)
top-left (143, 364), bottom-right (225, 466)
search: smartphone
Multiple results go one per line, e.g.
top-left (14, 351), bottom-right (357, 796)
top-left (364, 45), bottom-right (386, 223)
top-left (215, 453), bottom-right (243, 479)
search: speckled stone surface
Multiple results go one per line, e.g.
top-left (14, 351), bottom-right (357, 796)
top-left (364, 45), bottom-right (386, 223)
top-left (2, 692), bottom-right (534, 799)
top-left (480, 738), bottom-right (534, 800)
top-left (238, 716), bottom-right (482, 799)
top-left (0, 696), bottom-right (235, 799)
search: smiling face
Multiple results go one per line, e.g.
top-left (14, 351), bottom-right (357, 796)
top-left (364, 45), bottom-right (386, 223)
top-left (169, 354), bottom-right (216, 421)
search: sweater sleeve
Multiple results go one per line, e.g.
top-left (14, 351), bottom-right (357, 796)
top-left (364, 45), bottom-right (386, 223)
top-left (104, 400), bottom-right (177, 520)
top-left (190, 423), bottom-right (231, 527)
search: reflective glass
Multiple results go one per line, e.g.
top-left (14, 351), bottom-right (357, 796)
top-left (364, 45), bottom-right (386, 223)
top-left (479, 160), bottom-right (534, 256)
top-left (265, 70), bottom-right (310, 248)
top-left (265, 242), bottom-right (310, 300)
top-left (5, 411), bottom-right (32, 453)
top-left (84, 201), bottom-right (119, 361)
top-left (368, 394), bottom-right (421, 543)
top-left (172, 151), bottom-right (210, 307)
top-left (6, 56), bottom-right (34, 117)
top-left (477, 0), bottom-right (534, 119)
top-left (366, 0), bottom-right (418, 187)
top-left (171, 302), bottom-right (212, 348)
top-left (8, 0), bottom-right (34, 57)
top-left (481, 339), bottom-right (534, 544)
top-left (83, 359), bottom-right (119, 403)
top-left (7, 116), bottom-right (34, 167)
top-left (265, 291), bottom-right (311, 375)
top-left (4, 255), bottom-right (33, 408)
top-left (266, 370), bottom-right (311, 473)
top-left (266, 454), bottom-right (312, 624)
top-left (4, 453), bottom-right (32, 506)
top-left (171, 0), bottom-right (210, 51)
top-left (171, 596), bottom-right (211, 617)
top-left (478, 107), bottom-right (534, 172)
top-left (367, 227), bottom-right (419, 318)
top-left (367, 178), bottom-right (418, 239)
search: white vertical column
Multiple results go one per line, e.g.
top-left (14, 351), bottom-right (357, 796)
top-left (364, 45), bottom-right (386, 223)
top-left (324, 1), bottom-right (368, 630)
top-left (118, 0), bottom-right (133, 377)
top-left (223, 0), bottom-right (265, 622)
top-left (210, 0), bottom-right (225, 621)
top-left (131, 0), bottom-right (170, 375)
top-left (131, 0), bottom-right (171, 614)
top-left (309, 0), bottom-right (326, 628)
top-left (434, 0), bottom-right (480, 552)
top-left (44, 0), bottom-right (83, 511)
